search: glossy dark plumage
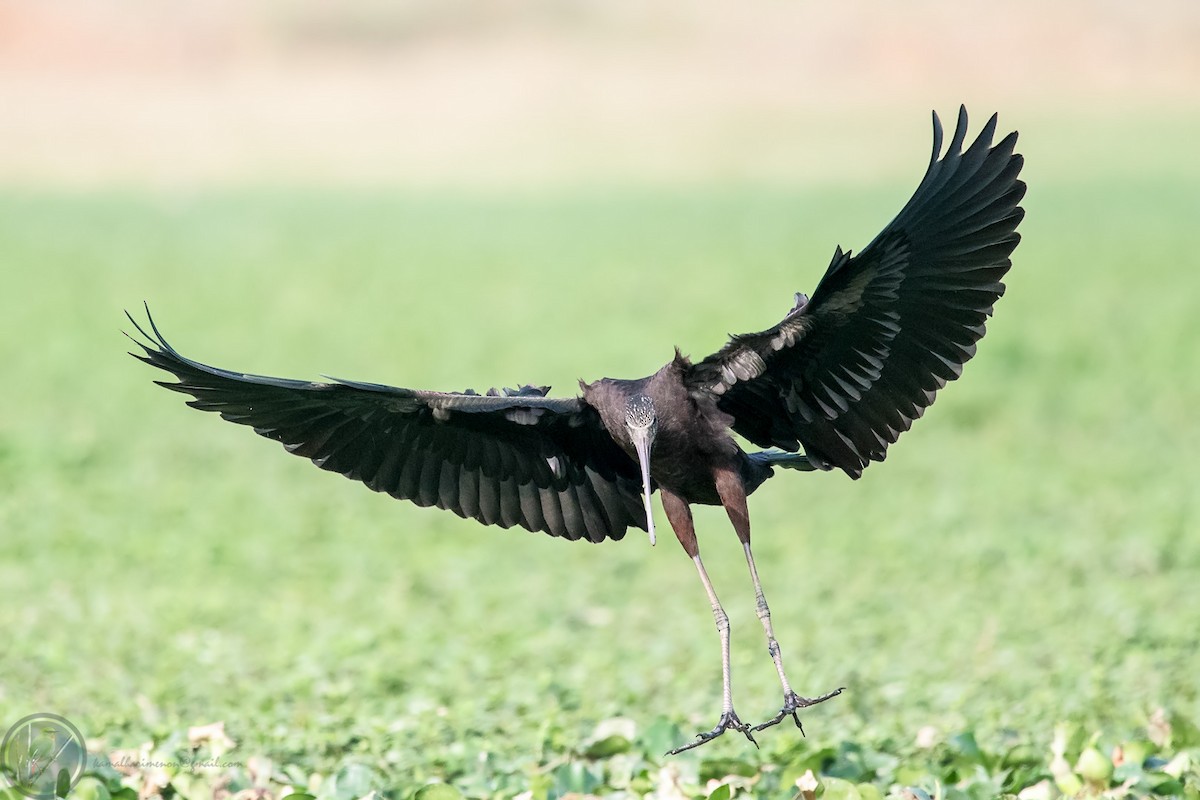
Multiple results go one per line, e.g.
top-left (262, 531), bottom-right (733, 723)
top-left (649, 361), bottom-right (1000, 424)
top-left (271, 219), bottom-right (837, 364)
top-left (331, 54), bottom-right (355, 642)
top-left (129, 324), bottom-right (649, 543)
top-left (130, 106), bottom-right (1024, 753)
top-left (687, 107), bottom-right (1023, 476)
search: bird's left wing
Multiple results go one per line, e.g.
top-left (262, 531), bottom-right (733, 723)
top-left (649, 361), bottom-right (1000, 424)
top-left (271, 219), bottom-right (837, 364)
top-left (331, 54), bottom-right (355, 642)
top-left (685, 107), bottom-right (1024, 477)
top-left (127, 307), bottom-right (647, 542)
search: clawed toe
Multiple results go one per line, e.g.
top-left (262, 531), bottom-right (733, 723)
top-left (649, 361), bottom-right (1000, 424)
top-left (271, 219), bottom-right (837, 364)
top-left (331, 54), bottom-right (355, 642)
top-left (752, 686), bottom-right (845, 732)
top-left (665, 710), bottom-right (759, 756)
top-left (664, 688), bottom-right (845, 754)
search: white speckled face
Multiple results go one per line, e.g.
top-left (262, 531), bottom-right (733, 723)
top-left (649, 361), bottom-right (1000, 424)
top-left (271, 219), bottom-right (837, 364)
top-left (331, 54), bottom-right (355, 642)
top-left (624, 394), bottom-right (658, 546)
top-left (624, 394), bottom-right (657, 433)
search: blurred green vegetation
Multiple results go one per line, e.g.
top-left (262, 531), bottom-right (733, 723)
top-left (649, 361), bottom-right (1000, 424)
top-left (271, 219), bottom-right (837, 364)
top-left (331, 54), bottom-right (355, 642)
top-left (1, 117), bottom-right (1198, 798)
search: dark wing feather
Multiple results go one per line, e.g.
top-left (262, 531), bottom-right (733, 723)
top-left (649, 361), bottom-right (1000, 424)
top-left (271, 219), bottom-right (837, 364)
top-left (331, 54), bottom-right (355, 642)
top-left (127, 308), bottom-right (646, 542)
top-left (687, 106), bottom-right (1025, 477)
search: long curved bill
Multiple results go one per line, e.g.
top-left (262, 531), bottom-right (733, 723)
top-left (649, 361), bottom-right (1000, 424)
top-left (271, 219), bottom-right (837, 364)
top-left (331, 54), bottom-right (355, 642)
top-left (631, 428), bottom-right (656, 546)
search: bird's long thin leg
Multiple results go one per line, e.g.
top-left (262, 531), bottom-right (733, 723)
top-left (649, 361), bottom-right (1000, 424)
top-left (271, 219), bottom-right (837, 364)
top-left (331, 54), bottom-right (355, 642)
top-left (660, 487), bottom-right (757, 756)
top-left (741, 538), bottom-right (844, 732)
top-left (742, 539), bottom-right (794, 696)
top-left (693, 552), bottom-right (735, 717)
top-left (713, 467), bottom-right (844, 734)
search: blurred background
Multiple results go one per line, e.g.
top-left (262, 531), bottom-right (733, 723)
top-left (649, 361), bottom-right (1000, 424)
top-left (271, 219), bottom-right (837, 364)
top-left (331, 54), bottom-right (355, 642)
top-left (2, 1), bottom-right (1199, 796)
top-left (2, 0), bottom-right (1197, 188)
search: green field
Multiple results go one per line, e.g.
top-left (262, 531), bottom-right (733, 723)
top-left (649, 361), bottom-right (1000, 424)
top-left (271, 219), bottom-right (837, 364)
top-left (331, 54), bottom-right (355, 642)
top-left (2, 118), bottom-right (1199, 799)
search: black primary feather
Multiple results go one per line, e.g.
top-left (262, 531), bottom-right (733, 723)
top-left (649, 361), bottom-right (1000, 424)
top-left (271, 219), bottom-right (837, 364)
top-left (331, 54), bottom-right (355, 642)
top-left (686, 106), bottom-right (1025, 477)
top-left (125, 305), bottom-right (648, 542)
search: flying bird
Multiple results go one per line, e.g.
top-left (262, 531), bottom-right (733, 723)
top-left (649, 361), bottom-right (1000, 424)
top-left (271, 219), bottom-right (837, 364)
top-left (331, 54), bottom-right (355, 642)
top-left (129, 106), bottom-right (1024, 754)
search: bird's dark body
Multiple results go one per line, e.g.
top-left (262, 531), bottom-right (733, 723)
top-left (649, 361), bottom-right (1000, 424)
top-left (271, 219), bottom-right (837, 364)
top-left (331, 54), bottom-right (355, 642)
top-left (128, 107), bottom-right (1025, 754)
top-left (582, 356), bottom-right (773, 507)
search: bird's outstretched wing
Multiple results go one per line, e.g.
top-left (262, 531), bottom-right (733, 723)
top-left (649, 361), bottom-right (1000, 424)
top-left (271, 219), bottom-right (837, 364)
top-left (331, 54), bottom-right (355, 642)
top-left (127, 307), bottom-right (647, 542)
top-left (686, 107), bottom-right (1025, 477)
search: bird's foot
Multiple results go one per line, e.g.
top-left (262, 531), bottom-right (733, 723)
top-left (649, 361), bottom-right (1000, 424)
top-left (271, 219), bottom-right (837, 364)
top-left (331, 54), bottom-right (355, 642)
top-left (752, 686), bottom-right (845, 733)
top-left (665, 709), bottom-right (758, 756)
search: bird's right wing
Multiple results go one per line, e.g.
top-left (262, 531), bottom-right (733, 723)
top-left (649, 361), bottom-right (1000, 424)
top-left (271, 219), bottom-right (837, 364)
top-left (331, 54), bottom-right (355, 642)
top-left (127, 308), bottom-right (647, 542)
top-left (686, 107), bottom-right (1024, 477)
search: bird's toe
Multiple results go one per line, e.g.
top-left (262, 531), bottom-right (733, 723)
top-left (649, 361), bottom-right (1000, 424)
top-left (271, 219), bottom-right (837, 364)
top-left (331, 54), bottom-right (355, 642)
top-left (752, 686), bottom-right (845, 733)
top-left (665, 709), bottom-right (758, 756)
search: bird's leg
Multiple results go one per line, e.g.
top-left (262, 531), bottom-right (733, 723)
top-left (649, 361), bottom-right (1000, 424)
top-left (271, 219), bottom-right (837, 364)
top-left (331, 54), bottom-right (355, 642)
top-left (741, 538), bottom-right (845, 731)
top-left (713, 467), bottom-right (845, 734)
top-left (660, 488), bottom-right (757, 756)
top-left (743, 539), bottom-right (794, 696)
top-left (665, 553), bottom-right (758, 755)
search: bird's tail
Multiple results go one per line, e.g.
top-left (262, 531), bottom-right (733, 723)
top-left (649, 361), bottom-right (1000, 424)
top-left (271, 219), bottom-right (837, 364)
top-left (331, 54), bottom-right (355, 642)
top-left (747, 449), bottom-right (818, 472)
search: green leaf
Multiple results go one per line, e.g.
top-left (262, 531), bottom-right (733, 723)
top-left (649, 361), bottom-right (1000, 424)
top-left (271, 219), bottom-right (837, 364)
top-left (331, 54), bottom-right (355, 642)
top-left (699, 757), bottom-right (758, 782)
top-left (638, 717), bottom-right (684, 759)
top-left (550, 761), bottom-right (603, 796)
top-left (412, 785), bottom-right (464, 800)
top-left (582, 734), bottom-right (631, 759)
top-left (526, 772), bottom-right (552, 800)
top-left (1000, 743), bottom-right (1041, 769)
top-left (819, 776), bottom-right (862, 800)
top-left (855, 784), bottom-right (883, 800)
top-left (322, 764), bottom-right (380, 800)
top-left (222, 766), bottom-right (254, 795)
top-left (55, 768), bottom-right (72, 799)
top-left (1117, 739), bottom-right (1154, 767)
top-left (71, 778), bottom-right (111, 800)
top-left (948, 731), bottom-right (986, 767)
top-left (1150, 778), bottom-right (1185, 796)
top-left (892, 765), bottom-right (932, 786)
top-left (825, 742), bottom-right (872, 782)
top-left (706, 783), bottom-right (732, 800)
top-left (1168, 712), bottom-right (1200, 748)
top-left (170, 771), bottom-right (219, 800)
top-left (1075, 746), bottom-right (1113, 783)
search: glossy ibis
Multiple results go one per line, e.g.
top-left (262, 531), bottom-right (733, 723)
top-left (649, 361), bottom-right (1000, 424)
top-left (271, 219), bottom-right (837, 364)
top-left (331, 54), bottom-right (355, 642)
top-left (128, 106), bottom-right (1024, 754)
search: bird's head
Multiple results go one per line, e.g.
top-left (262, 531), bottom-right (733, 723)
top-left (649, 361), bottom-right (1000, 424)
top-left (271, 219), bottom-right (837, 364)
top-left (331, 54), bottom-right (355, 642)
top-left (625, 394), bottom-right (658, 546)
